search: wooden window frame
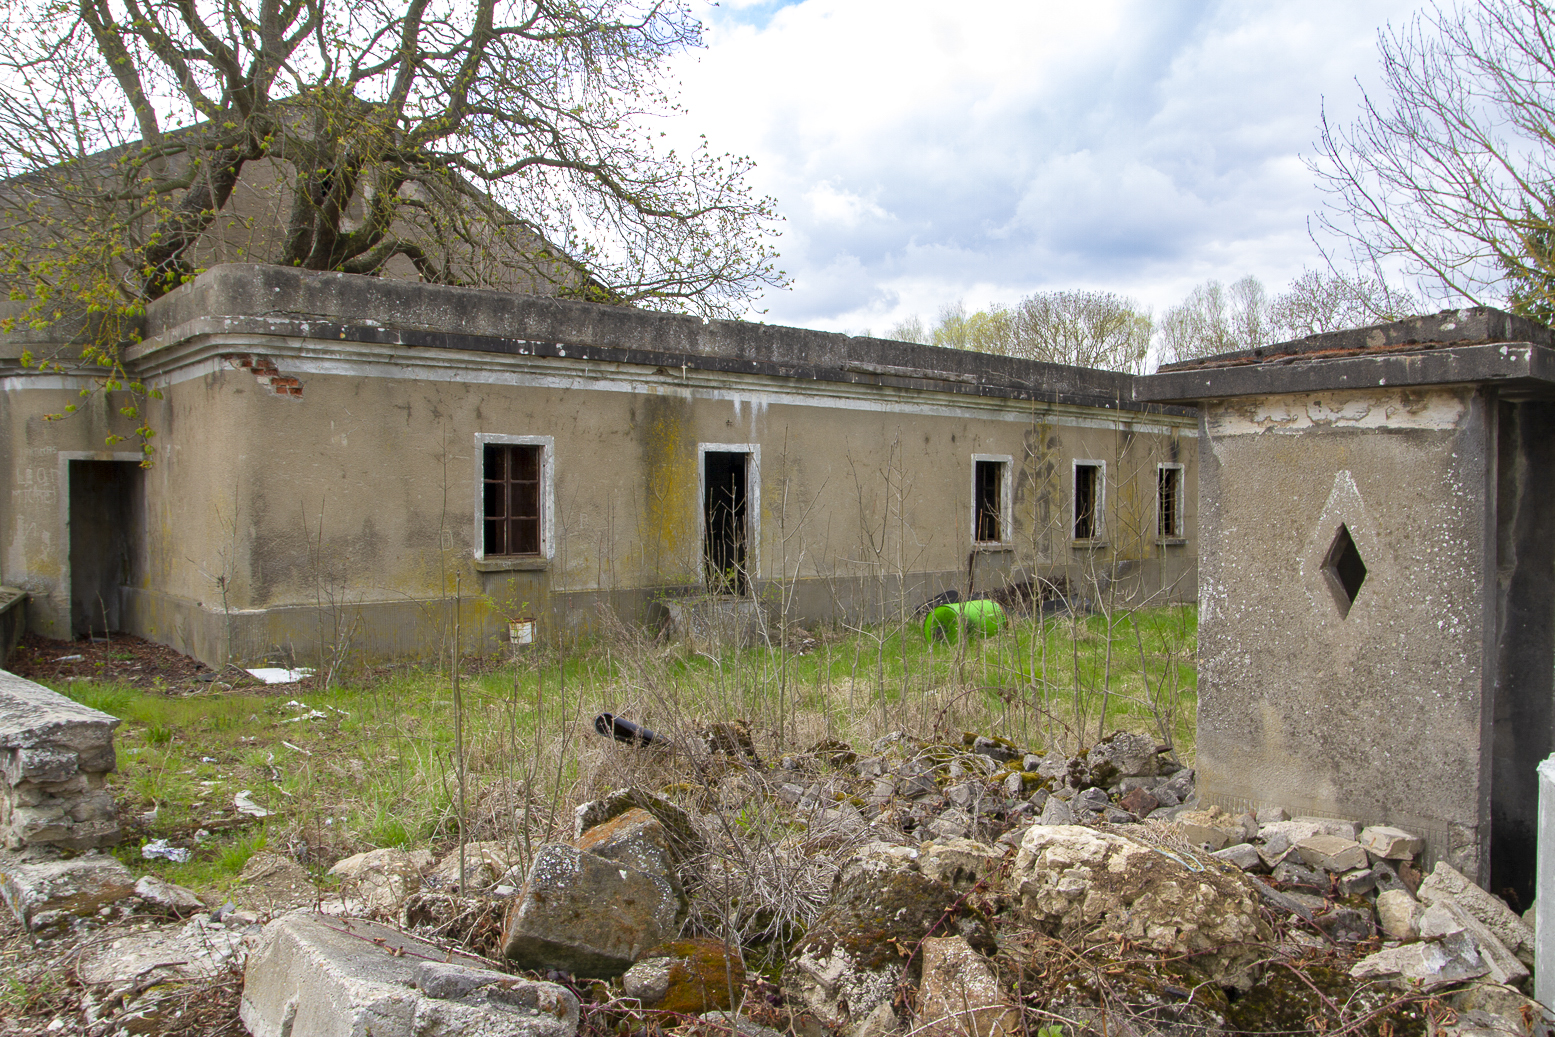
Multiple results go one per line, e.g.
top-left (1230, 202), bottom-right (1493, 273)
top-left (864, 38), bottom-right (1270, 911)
top-left (971, 454), bottom-right (1013, 547)
top-left (474, 434), bottom-right (554, 566)
top-left (1157, 463), bottom-right (1185, 542)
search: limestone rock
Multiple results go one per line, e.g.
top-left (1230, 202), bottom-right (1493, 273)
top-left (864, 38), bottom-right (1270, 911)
top-left (0, 851), bottom-right (134, 930)
top-left (783, 846), bottom-right (961, 1029)
top-left (1013, 825), bottom-right (1270, 987)
top-left (1338, 868), bottom-right (1377, 896)
top-left (848, 1002), bottom-right (898, 1037)
top-left (619, 939), bottom-right (741, 1013)
top-left (1038, 797), bottom-right (1073, 826)
top-left (699, 1014), bottom-right (790, 1037)
top-left (241, 913), bottom-right (579, 1037)
top-left (1358, 825), bottom-right (1423, 861)
top-left (1419, 863), bottom-right (1536, 967)
top-left (1376, 889), bottom-right (1421, 939)
top-left (919, 838), bottom-right (1004, 887)
top-left (1449, 984), bottom-right (1553, 1037)
top-left (913, 936), bottom-right (1018, 1037)
top-left (1350, 930), bottom-right (1489, 989)
top-left (503, 843), bottom-right (683, 977)
top-left (575, 808), bottom-right (677, 883)
top-left (133, 875), bottom-right (206, 917)
top-left (1295, 835), bottom-right (1368, 873)
top-left (1084, 733), bottom-right (1159, 781)
top-left (1255, 806), bottom-right (1288, 825)
top-left (431, 842), bottom-right (513, 891)
top-left (233, 852), bottom-right (318, 916)
top-left (329, 847), bottom-right (423, 917)
top-left (574, 788), bottom-right (701, 864)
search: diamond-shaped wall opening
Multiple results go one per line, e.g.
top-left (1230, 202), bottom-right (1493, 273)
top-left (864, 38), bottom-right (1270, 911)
top-left (1322, 524), bottom-right (1367, 617)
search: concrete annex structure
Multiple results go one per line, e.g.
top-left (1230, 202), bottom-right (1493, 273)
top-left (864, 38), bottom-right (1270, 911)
top-left (0, 264), bottom-right (1198, 668)
top-left (1138, 307), bottom-right (1555, 906)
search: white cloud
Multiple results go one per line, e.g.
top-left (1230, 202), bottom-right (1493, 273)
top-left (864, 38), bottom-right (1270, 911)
top-left (667, 0), bottom-right (1427, 331)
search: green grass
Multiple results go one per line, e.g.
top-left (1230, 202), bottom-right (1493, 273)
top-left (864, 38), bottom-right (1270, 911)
top-left (57, 604), bottom-right (1197, 900)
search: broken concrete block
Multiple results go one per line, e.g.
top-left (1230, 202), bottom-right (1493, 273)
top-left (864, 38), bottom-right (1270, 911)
top-left (133, 875), bottom-right (206, 917)
top-left (1255, 806), bottom-right (1288, 825)
top-left (1449, 983), bottom-right (1551, 1037)
top-left (502, 843), bottom-right (682, 977)
top-left (0, 851), bottom-right (134, 930)
top-left (1296, 835), bottom-right (1369, 873)
top-left (1419, 902), bottom-right (1530, 987)
top-left (1337, 867), bottom-right (1377, 896)
top-left (328, 847), bottom-right (422, 917)
top-left (77, 914), bottom-right (251, 985)
top-left (241, 913), bottom-right (579, 1037)
top-left (1271, 857), bottom-right (1327, 889)
top-left (1377, 889), bottom-right (1422, 939)
top-left (1351, 930), bottom-right (1489, 989)
top-left (1211, 843), bottom-right (1262, 871)
top-left (1259, 818), bottom-right (1357, 846)
top-left (0, 670), bottom-right (121, 850)
top-left (1358, 825), bottom-right (1423, 861)
top-left (1176, 818), bottom-right (1229, 851)
top-left (914, 936), bottom-right (1019, 1037)
top-left (1419, 862), bottom-right (1536, 967)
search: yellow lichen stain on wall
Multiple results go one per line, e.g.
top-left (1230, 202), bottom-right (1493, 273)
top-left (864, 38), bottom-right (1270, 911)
top-left (1014, 418), bottom-right (1059, 564)
top-left (634, 392), bottom-right (698, 582)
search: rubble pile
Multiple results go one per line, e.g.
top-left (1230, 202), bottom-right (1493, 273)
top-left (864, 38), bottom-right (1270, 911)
top-left (5, 723), bottom-right (1551, 1037)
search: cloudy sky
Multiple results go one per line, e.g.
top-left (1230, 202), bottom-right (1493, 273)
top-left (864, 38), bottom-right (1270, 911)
top-left (665, 0), bottom-right (1427, 335)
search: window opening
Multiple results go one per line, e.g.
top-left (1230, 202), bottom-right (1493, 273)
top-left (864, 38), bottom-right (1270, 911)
top-left (704, 451), bottom-right (749, 594)
top-left (975, 460), bottom-right (1004, 542)
top-left (1158, 466), bottom-right (1182, 538)
top-left (483, 444), bottom-right (541, 555)
top-left (1074, 463), bottom-right (1101, 540)
top-left (1322, 523), bottom-right (1368, 617)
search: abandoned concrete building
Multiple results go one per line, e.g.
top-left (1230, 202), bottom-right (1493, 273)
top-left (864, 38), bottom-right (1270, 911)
top-left (0, 263), bottom-right (1199, 667)
top-left (1138, 307), bottom-right (1555, 908)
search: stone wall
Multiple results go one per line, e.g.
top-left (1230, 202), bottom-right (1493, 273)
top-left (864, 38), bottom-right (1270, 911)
top-left (0, 668), bottom-right (119, 849)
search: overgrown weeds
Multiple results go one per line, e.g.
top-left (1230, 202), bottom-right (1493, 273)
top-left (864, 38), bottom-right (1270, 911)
top-left (46, 605), bottom-right (1194, 894)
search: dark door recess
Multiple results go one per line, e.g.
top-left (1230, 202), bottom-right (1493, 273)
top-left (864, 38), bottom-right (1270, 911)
top-left (69, 460), bottom-right (141, 638)
top-left (704, 451), bottom-right (748, 595)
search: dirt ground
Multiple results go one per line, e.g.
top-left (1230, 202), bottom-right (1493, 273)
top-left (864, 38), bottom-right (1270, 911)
top-left (6, 633), bottom-right (215, 691)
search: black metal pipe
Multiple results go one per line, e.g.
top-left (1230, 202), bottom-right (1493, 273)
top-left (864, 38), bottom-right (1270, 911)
top-left (594, 712), bottom-right (660, 746)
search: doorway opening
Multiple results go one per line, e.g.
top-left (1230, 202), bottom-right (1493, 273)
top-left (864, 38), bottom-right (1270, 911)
top-left (68, 460), bottom-right (142, 639)
top-left (703, 451), bottom-right (749, 595)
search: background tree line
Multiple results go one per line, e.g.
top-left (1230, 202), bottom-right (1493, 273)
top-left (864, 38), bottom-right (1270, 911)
top-left (886, 267), bottom-right (1419, 373)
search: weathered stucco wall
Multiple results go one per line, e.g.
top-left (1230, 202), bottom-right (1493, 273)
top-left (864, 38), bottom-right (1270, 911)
top-left (0, 265), bottom-right (1198, 668)
top-left (1195, 386), bottom-right (1493, 878)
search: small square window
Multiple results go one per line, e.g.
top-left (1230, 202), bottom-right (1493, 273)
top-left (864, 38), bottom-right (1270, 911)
top-left (484, 443), bottom-right (542, 556)
top-left (1158, 465), bottom-right (1183, 539)
top-left (974, 459), bottom-right (1005, 542)
top-left (1074, 462), bottom-right (1102, 540)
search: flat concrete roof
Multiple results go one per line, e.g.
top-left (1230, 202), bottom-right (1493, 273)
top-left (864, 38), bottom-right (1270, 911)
top-left (1136, 307), bottom-right (1555, 404)
top-left (119, 265), bottom-right (1191, 416)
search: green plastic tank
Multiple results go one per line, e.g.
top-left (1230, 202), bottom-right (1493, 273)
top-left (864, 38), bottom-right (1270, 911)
top-left (922, 599), bottom-right (1007, 643)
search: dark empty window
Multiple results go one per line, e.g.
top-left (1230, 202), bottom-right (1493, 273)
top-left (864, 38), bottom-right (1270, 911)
top-left (1158, 466), bottom-right (1182, 539)
top-left (484, 444), bottom-right (541, 555)
top-left (1322, 523), bottom-right (1368, 617)
top-left (975, 460), bottom-right (1004, 542)
top-left (1074, 463), bottom-right (1101, 539)
top-left (704, 451), bottom-right (749, 594)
